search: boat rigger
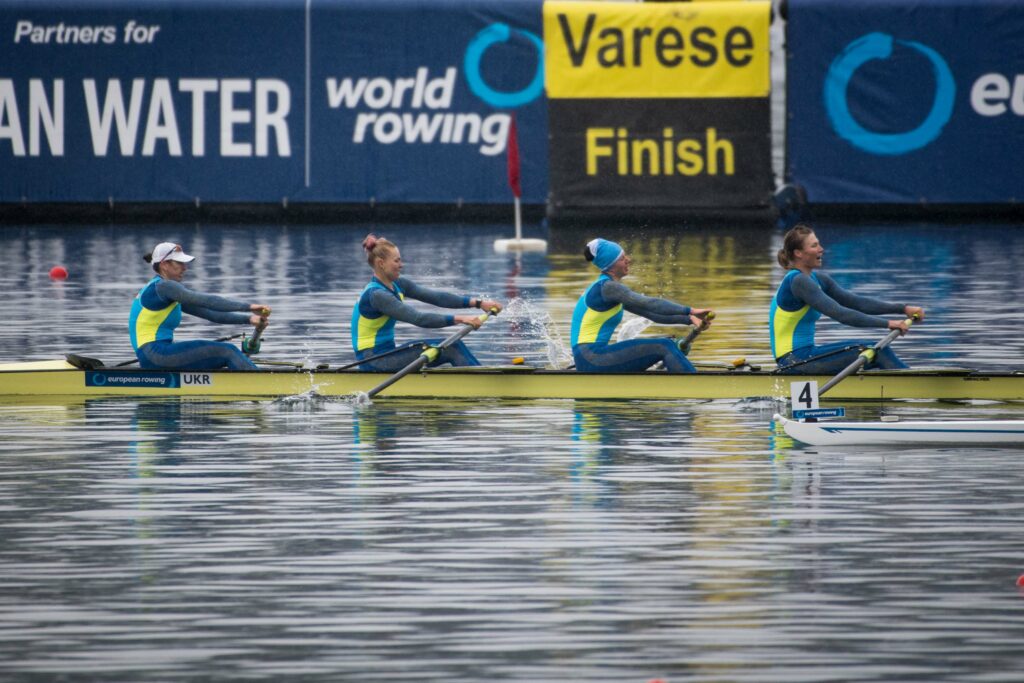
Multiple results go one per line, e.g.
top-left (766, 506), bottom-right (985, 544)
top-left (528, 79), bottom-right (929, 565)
top-left (1, 358), bottom-right (1022, 401)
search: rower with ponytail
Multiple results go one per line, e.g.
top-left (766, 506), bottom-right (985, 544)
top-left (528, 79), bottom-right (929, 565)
top-left (350, 234), bottom-right (504, 371)
top-left (770, 224), bottom-right (926, 374)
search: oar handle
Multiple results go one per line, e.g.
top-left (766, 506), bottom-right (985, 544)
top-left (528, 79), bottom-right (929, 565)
top-left (242, 308), bottom-right (271, 355)
top-left (683, 310), bottom-right (715, 341)
top-left (877, 313), bottom-right (918, 349)
top-left (678, 310), bottom-right (715, 354)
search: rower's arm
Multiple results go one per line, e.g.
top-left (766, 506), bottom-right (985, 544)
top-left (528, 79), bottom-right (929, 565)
top-left (603, 280), bottom-right (692, 323)
top-left (792, 273), bottom-right (891, 327)
top-left (181, 305), bottom-right (252, 325)
top-left (156, 279), bottom-right (251, 313)
top-left (398, 277), bottom-right (473, 310)
top-left (817, 272), bottom-right (906, 315)
top-left (371, 288), bottom-right (455, 328)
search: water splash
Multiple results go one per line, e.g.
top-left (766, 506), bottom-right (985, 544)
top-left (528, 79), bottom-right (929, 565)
top-left (734, 395), bottom-right (790, 413)
top-left (349, 391), bottom-right (373, 407)
top-left (270, 389), bottom-right (325, 405)
top-left (503, 297), bottom-right (573, 368)
top-left (616, 315), bottom-right (652, 342)
top-left (267, 388), bottom-right (371, 411)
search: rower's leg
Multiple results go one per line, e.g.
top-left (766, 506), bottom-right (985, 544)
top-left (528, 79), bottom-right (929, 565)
top-left (354, 340), bottom-right (480, 370)
top-left (776, 342), bottom-right (860, 374)
top-left (777, 340), bottom-right (908, 374)
top-left (139, 340), bottom-right (257, 371)
top-left (870, 346), bottom-right (909, 370)
top-left (433, 340), bottom-right (481, 367)
top-left (573, 340), bottom-right (696, 373)
top-left (355, 342), bottom-right (425, 372)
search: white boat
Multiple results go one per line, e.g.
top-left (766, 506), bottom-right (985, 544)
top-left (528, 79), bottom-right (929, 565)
top-left (774, 414), bottom-right (1024, 446)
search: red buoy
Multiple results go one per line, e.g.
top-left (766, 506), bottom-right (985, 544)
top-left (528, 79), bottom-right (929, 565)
top-left (49, 266), bottom-right (68, 279)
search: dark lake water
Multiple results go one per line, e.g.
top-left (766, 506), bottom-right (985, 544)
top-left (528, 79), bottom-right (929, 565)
top-left (1, 221), bottom-right (1023, 681)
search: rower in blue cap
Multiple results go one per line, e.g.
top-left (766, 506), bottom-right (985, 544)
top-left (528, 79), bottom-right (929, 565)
top-left (570, 238), bottom-right (714, 373)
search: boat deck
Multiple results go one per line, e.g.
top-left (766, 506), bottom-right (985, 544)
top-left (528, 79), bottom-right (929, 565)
top-left (1, 360), bottom-right (1022, 401)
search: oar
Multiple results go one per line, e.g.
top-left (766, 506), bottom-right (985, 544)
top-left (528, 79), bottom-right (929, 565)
top-left (365, 309), bottom-right (496, 399)
top-left (242, 308), bottom-right (271, 355)
top-left (677, 311), bottom-right (715, 356)
top-left (819, 314), bottom-right (917, 396)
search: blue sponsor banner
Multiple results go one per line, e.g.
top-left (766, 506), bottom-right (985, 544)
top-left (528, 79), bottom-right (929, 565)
top-left (311, 0), bottom-right (546, 205)
top-left (786, 0), bottom-right (1024, 204)
top-left (0, 0), bottom-right (546, 204)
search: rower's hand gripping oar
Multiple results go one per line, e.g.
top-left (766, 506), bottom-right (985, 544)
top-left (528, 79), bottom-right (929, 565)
top-left (242, 308), bottom-right (271, 355)
top-left (677, 311), bottom-right (715, 356)
top-left (365, 308), bottom-right (497, 400)
top-left (819, 313), bottom-right (918, 397)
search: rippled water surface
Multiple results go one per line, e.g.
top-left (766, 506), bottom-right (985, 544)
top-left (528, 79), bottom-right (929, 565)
top-left (2, 222), bottom-right (1024, 682)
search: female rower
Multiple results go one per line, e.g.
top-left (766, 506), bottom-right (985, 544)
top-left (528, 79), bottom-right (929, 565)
top-left (129, 242), bottom-right (271, 370)
top-left (771, 224), bottom-right (925, 374)
top-left (570, 238), bottom-right (713, 373)
top-left (352, 234), bottom-right (503, 371)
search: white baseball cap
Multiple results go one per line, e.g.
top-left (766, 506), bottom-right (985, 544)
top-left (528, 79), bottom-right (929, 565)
top-left (152, 242), bottom-right (195, 263)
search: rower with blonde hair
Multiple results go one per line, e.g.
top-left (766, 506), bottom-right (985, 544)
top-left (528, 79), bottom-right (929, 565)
top-left (770, 224), bottom-right (925, 374)
top-left (351, 234), bottom-right (503, 371)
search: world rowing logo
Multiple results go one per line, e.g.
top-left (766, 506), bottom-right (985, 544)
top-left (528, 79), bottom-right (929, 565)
top-left (463, 23), bottom-right (544, 108)
top-left (824, 32), bottom-right (955, 155)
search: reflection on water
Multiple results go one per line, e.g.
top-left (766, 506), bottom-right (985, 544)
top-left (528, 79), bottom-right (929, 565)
top-left (3, 396), bottom-right (1023, 681)
top-left (2, 222), bottom-right (1024, 681)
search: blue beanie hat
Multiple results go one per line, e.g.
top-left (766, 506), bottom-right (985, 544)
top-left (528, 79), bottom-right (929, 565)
top-left (586, 238), bottom-right (624, 271)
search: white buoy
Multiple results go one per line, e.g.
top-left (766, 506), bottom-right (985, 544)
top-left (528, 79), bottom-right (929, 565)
top-left (494, 197), bottom-right (547, 252)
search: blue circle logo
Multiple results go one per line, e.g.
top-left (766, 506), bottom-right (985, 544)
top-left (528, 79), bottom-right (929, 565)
top-left (464, 23), bottom-right (544, 108)
top-left (824, 32), bottom-right (955, 155)
top-left (90, 372), bottom-right (106, 386)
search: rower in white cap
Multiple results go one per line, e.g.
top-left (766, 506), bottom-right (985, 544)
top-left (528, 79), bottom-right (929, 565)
top-left (128, 242), bottom-right (271, 370)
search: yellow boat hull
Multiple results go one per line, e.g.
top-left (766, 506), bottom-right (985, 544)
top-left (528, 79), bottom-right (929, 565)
top-left (1, 363), bottom-right (1022, 401)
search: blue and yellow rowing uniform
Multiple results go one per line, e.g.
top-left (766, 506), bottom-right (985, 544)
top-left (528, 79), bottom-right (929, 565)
top-left (129, 276), bottom-right (256, 371)
top-left (350, 276), bottom-right (480, 371)
top-left (770, 269), bottom-right (908, 374)
top-left (570, 275), bottom-right (696, 373)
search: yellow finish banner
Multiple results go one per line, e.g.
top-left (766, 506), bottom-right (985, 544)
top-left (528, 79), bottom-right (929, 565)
top-left (544, 1), bottom-right (770, 99)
